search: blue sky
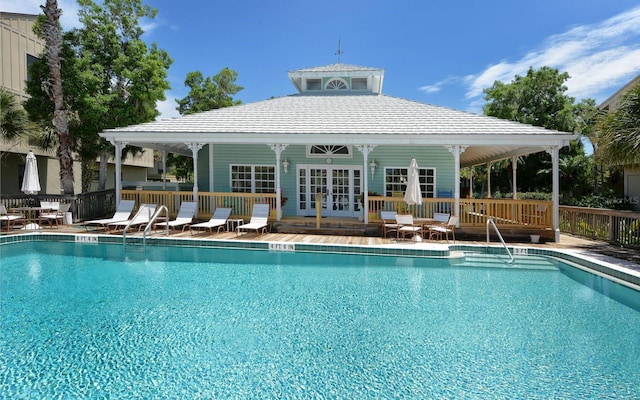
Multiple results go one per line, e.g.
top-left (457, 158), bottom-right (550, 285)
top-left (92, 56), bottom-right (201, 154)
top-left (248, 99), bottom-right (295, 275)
top-left (4, 0), bottom-right (640, 120)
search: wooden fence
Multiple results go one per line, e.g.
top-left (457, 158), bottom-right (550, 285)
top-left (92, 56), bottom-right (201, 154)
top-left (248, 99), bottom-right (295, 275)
top-left (121, 190), bottom-right (277, 219)
top-left (368, 196), bottom-right (553, 228)
top-left (559, 206), bottom-right (640, 248)
top-left (0, 190), bottom-right (117, 222)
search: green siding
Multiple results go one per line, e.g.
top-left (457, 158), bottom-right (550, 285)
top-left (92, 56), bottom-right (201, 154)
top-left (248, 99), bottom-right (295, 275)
top-left (197, 144), bottom-right (456, 215)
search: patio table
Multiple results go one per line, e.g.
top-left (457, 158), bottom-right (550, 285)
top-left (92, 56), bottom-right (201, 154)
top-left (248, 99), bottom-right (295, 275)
top-left (11, 206), bottom-right (52, 229)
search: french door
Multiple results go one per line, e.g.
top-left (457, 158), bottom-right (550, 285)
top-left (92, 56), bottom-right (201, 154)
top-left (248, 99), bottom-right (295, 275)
top-left (298, 166), bottom-right (362, 217)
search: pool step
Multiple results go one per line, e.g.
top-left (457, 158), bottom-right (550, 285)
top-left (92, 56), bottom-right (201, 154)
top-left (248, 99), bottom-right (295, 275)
top-left (460, 252), bottom-right (559, 270)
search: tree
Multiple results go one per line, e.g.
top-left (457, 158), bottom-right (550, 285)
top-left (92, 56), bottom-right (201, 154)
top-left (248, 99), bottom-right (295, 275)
top-left (168, 68), bottom-right (243, 180)
top-left (176, 69), bottom-right (243, 115)
top-left (40, 0), bottom-right (75, 194)
top-left (594, 82), bottom-right (640, 166)
top-left (482, 66), bottom-right (597, 195)
top-left (24, 0), bottom-right (172, 193)
top-left (0, 88), bottom-right (32, 140)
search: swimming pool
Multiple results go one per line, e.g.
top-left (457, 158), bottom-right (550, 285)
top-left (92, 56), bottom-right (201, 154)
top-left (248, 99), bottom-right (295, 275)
top-left (1, 239), bottom-right (640, 398)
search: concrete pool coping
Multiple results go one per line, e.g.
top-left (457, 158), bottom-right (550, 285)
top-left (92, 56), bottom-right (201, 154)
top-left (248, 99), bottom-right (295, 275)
top-left (2, 228), bottom-right (639, 290)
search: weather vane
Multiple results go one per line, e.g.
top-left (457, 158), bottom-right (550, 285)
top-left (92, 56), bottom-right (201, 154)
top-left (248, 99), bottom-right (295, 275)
top-left (335, 39), bottom-right (343, 63)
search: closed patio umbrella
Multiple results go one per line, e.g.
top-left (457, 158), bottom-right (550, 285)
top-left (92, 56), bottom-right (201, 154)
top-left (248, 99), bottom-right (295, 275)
top-left (22, 150), bottom-right (41, 195)
top-left (21, 151), bottom-right (41, 229)
top-left (403, 157), bottom-right (422, 207)
top-left (404, 157), bottom-right (423, 241)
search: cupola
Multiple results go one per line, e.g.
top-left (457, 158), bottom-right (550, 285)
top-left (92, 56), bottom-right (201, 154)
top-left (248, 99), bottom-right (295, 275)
top-left (287, 63), bottom-right (385, 95)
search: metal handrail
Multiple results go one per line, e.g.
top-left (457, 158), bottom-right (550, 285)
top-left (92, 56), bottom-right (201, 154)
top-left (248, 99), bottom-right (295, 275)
top-left (122, 204), bottom-right (157, 245)
top-left (142, 205), bottom-right (169, 248)
top-left (486, 218), bottom-right (514, 263)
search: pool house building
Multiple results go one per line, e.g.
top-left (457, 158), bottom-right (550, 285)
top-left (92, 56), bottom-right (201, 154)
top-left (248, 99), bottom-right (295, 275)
top-left (100, 63), bottom-right (577, 242)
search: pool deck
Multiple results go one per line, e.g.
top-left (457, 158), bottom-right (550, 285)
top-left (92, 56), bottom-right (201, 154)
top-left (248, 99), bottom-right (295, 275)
top-left (4, 223), bottom-right (639, 276)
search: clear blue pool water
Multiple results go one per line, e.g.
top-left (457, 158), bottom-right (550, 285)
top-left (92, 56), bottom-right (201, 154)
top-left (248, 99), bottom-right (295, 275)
top-left (1, 241), bottom-right (640, 398)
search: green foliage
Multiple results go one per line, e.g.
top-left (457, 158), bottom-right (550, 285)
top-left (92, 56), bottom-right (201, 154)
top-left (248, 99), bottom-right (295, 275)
top-left (0, 88), bottom-right (34, 140)
top-left (490, 192), bottom-right (552, 200)
top-left (564, 194), bottom-right (637, 210)
top-left (593, 82), bottom-right (640, 166)
top-left (24, 0), bottom-right (172, 193)
top-left (166, 152), bottom-right (193, 182)
top-left (169, 68), bottom-right (243, 179)
top-left (483, 66), bottom-right (576, 131)
top-left (176, 69), bottom-right (243, 115)
top-left (481, 66), bottom-right (598, 197)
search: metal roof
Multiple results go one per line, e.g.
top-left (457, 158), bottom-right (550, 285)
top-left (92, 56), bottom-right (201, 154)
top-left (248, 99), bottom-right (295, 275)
top-left (101, 93), bottom-right (577, 167)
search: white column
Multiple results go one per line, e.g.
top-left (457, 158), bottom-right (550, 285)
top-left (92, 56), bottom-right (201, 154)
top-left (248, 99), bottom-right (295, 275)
top-left (446, 145), bottom-right (467, 226)
top-left (109, 140), bottom-right (126, 206)
top-left (188, 143), bottom-right (204, 203)
top-left (511, 156), bottom-right (517, 200)
top-left (269, 144), bottom-right (288, 221)
top-left (355, 145), bottom-right (376, 224)
top-left (209, 144), bottom-right (214, 192)
top-left (161, 150), bottom-right (167, 191)
top-left (469, 167), bottom-right (474, 198)
top-left (486, 162), bottom-right (492, 198)
top-left (547, 146), bottom-right (561, 242)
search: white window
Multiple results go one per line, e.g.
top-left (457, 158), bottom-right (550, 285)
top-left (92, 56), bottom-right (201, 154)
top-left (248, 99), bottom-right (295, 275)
top-left (231, 165), bottom-right (275, 193)
top-left (306, 79), bottom-right (321, 90)
top-left (351, 77), bottom-right (367, 90)
top-left (384, 167), bottom-right (435, 198)
top-left (325, 78), bottom-right (348, 90)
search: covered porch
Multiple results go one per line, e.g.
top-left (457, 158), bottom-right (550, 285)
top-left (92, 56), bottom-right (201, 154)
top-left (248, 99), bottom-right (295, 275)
top-left (121, 189), bottom-right (554, 240)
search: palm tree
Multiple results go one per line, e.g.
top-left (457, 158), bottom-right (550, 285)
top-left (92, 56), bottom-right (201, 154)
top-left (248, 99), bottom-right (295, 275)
top-left (41, 0), bottom-right (75, 194)
top-left (594, 83), bottom-right (640, 166)
top-left (0, 88), bottom-right (30, 139)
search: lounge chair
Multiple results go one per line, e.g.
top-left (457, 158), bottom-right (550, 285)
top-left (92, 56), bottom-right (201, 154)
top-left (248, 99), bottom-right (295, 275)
top-left (189, 207), bottom-right (232, 235)
top-left (0, 204), bottom-right (24, 231)
top-left (429, 215), bottom-right (458, 242)
top-left (107, 204), bottom-right (157, 233)
top-left (236, 204), bottom-right (270, 236)
top-left (84, 200), bottom-right (136, 231)
top-left (380, 210), bottom-right (398, 237)
top-left (39, 203), bottom-right (71, 228)
top-left (155, 201), bottom-right (197, 232)
top-left (396, 214), bottom-right (422, 240)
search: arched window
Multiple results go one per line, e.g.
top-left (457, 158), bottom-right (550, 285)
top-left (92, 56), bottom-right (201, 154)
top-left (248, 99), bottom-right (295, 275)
top-left (307, 145), bottom-right (352, 157)
top-left (325, 78), bottom-right (348, 90)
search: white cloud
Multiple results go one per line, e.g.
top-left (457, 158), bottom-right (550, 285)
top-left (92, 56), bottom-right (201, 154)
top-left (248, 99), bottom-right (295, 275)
top-left (422, 6), bottom-right (640, 107)
top-left (419, 76), bottom-right (459, 94)
top-left (464, 6), bottom-right (640, 104)
top-left (156, 95), bottom-right (180, 120)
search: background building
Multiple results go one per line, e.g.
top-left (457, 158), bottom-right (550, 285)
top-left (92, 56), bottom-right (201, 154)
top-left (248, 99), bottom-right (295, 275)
top-left (0, 11), bottom-right (154, 196)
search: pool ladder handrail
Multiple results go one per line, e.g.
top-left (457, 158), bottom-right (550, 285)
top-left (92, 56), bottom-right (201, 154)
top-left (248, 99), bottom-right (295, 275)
top-left (486, 218), bottom-right (514, 263)
top-left (122, 204), bottom-right (154, 244)
top-left (142, 205), bottom-right (169, 248)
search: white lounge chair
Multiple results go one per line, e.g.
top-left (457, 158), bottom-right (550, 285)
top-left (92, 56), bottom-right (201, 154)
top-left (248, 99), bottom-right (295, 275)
top-left (108, 203), bottom-right (157, 233)
top-left (155, 201), bottom-right (197, 232)
top-left (0, 204), bottom-right (24, 231)
top-left (84, 200), bottom-right (136, 231)
top-left (236, 204), bottom-right (270, 236)
top-left (190, 207), bottom-right (232, 235)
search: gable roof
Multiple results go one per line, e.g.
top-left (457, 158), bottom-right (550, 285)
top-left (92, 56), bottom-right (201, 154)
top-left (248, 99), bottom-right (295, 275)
top-left (102, 93), bottom-right (576, 167)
